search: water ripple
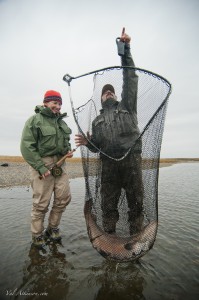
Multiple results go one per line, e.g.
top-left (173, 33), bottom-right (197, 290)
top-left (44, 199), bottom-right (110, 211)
top-left (0, 164), bottom-right (199, 300)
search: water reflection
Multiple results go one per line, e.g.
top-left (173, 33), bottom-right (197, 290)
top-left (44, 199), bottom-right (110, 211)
top-left (93, 261), bottom-right (146, 300)
top-left (68, 259), bottom-right (147, 300)
top-left (0, 164), bottom-right (199, 300)
top-left (15, 243), bottom-right (73, 300)
top-left (12, 243), bottom-right (148, 300)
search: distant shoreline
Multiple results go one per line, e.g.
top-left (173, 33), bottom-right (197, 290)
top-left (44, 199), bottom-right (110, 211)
top-left (0, 156), bottom-right (198, 188)
top-left (0, 156), bottom-right (199, 164)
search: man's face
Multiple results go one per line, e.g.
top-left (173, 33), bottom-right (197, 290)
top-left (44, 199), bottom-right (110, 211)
top-left (101, 90), bottom-right (117, 103)
top-left (44, 101), bottom-right (62, 114)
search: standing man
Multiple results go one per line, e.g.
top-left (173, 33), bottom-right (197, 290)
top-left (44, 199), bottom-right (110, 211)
top-left (21, 90), bottom-right (73, 247)
top-left (75, 28), bottom-right (144, 235)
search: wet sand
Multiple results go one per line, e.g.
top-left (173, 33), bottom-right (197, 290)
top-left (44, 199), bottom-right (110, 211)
top-left (0, 157), bottom-right (198, 188)
top-left (0, 159), bottom-right (84, 187)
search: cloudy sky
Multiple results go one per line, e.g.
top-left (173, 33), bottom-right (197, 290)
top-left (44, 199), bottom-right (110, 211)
top-left (0, 0), bottom-right (198, 158)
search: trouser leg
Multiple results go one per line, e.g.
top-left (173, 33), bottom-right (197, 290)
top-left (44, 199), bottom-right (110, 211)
top-left (30, 166), bottom-right (54, 237)
top-left (101, 183), bottom-right (121, 233)
top-left (48, 163), bottom-right (71, 228)
top-left (101, 161), bottom-right (120, 233)
top-left (122, 153), bottom-right (144, 235)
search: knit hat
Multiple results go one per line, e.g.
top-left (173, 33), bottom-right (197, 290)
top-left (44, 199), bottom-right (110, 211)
top-left (43, 90), bottom-right (62, 104)
top-left (101, 84), bottom-right (115, 96)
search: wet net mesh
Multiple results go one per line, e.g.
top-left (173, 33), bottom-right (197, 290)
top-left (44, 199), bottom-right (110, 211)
top-left (64, 66), bottom-right (171, 262)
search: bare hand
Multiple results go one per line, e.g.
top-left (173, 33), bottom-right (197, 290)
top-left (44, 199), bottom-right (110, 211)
top-left (65, 150), bottom-right (74, 158)
top-left (120, 27), bottom-right (131, 44)
top-left (75, 132), bottom-right (90, 146)
top-left (41, 170), bottom-right (51, 179)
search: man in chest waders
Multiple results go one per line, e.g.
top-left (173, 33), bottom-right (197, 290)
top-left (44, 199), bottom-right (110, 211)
top-left (75, 28), bottom-right (144, 235)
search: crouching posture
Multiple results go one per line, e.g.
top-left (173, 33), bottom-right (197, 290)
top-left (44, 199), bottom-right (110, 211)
top-left (21, 90), bottom-right (73, 248)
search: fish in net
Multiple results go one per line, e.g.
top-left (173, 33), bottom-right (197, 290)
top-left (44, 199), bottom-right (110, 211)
top-left (63, 64), bottom-right (171, 262)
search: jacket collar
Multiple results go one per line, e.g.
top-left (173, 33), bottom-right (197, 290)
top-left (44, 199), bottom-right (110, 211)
top-left (100, 98), bottom-right (118, 113)
top-left (34, 105), bottom-right (67, 118)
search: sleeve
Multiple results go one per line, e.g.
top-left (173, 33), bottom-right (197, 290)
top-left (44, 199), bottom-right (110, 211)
top-left (85, 122), bottom-right (99, 153)
top-left (120, 43), bottom-right (138, 114)
top-left (20, 116), bottom-right (49, 175)
top-left (60, 120), bottom-right (72, 153)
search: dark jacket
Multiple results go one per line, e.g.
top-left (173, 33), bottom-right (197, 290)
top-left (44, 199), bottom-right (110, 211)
top-left (88, 43), bottom-right (141, 158)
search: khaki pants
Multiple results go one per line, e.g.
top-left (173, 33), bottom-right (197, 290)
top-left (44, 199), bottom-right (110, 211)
top-left (30, 156), bottom-right (71, 237)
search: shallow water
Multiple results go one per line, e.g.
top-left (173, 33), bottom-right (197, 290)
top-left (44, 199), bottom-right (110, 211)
top-left (0, 163), bottom-right (198, 300)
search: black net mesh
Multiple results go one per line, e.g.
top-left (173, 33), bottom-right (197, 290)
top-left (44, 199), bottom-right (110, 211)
top-left (64, 66), bottom-right (171, 262)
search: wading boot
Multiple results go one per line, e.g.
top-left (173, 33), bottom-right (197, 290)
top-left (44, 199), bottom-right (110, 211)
top-left (32, 234), bottom-right (46, 248)
top-left (45, 227), bottom-right (62, 242)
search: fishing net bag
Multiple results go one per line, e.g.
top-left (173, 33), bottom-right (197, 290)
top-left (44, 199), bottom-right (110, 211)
top-left (63, 66), bottom-right (171, 262)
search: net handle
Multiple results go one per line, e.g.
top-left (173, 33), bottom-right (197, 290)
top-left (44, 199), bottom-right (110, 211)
top-left (63, 66), bottom-right (172, 90)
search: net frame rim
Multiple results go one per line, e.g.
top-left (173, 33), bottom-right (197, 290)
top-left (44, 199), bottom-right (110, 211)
top-left (64, 66), bottom-right (172, 160)
top-left (63, 65), bottom-right (172, 91)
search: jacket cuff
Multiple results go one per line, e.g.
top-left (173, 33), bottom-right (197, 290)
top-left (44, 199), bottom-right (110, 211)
top-left (86, 142), bottom-right (99, 153)
top-left (125, 43), bottom-right (130, 49)
top-left (38, 165), bottom-right (49, 175)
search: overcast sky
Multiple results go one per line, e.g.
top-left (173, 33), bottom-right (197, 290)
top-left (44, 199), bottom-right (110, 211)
top-left (0, 0), bottom-right (198, 158)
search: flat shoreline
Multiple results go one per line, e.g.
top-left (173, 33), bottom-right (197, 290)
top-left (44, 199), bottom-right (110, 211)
top-left (0, 157), bottom-right (198, 188)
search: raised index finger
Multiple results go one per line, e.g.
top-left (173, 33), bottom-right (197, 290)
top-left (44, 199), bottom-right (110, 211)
top-left (121, 27), bottom-right (125, 36)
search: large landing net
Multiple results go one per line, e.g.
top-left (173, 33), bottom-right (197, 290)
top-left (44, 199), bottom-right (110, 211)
top-left (63, 66), bottom-right (171, 262)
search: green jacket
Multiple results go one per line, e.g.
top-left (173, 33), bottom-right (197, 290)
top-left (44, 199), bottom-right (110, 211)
top-left (20, 105), bottom-right (72, 175)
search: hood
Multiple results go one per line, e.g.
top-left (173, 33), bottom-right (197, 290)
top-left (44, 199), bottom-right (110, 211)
top-left (34, 105), bottom-right (67, 118)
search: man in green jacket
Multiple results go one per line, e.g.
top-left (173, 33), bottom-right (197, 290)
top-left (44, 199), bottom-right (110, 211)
top-left (21, 90), bottom-right (73, 248)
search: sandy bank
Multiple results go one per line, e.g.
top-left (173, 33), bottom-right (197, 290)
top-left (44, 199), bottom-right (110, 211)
top-left (0, 157), bottom-right (198, 188)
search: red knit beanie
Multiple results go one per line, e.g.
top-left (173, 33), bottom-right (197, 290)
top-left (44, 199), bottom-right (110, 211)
top-left (43, 90), bottom-right (62, 104)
